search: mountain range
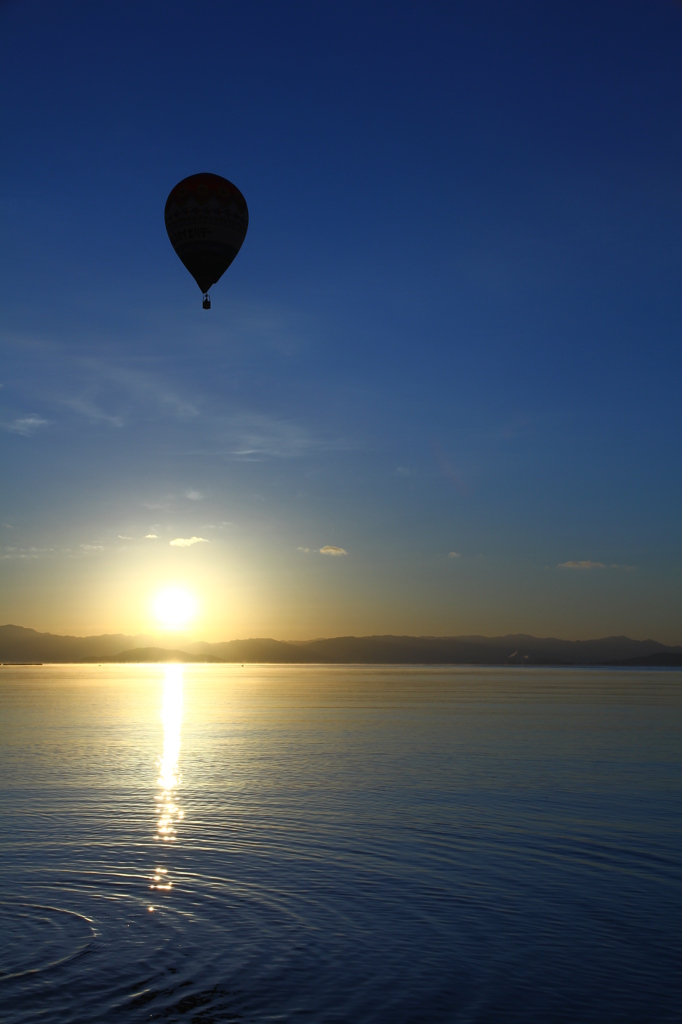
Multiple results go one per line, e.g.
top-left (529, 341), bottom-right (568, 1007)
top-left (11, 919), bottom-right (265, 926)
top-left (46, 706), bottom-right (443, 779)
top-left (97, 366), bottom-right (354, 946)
top-left (1, 624), bottom-right (681, 666)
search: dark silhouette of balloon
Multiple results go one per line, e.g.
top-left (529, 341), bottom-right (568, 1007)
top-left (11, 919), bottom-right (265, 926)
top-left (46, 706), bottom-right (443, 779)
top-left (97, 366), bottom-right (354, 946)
top-left (164, 173), bottom-right (248, 309)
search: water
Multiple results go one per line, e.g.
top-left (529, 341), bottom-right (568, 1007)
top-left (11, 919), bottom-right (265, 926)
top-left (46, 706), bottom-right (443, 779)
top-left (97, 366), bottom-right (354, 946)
top-left (0, 664), bottom-right (680, 1023)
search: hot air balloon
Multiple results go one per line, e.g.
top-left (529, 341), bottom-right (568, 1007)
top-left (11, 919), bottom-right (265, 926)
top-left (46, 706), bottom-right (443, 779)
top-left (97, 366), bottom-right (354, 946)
top-left (164, 173), bottom-right (248, 309)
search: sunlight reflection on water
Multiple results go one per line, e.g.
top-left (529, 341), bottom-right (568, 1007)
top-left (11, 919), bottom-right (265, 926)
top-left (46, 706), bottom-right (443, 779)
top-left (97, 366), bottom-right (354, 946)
top-left (151, 666), bottom-right (183, 904)
top-left (0, 664), bottom-right (680, 1024)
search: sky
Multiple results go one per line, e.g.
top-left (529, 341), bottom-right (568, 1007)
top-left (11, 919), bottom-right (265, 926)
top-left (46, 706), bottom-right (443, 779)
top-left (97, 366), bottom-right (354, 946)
top-left (1, 0), bottom-right (681, 643)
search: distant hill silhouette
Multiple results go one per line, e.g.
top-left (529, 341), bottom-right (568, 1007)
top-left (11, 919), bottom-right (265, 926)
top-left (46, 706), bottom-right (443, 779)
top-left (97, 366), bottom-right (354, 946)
top-left (188, 638), bottom-right (312, 663)
top-left (80, 647), bottom-right (225, 664)
top-left (0, 625), bottom-right (160, 663)
top-left (2, 624), bottom-right (681, 666)
top-left (189, 633), bottom-right (682, 665)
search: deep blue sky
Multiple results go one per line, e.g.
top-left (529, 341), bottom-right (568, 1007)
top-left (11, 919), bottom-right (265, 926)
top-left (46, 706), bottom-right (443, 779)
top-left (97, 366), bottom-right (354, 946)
top-left (1, 0), bottom-right (681, 641)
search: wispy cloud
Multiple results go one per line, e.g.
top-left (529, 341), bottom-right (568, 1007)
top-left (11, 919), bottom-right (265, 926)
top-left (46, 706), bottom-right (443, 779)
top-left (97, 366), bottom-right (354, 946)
top-left (101, 363), bottom-right (199, 419)
top-left (170, 536), bottom-right (208, 547)
top-left (118, 535), bottom-right (133, 540)
top-left (3, 415), bottom-right (49, 436)
top-left (1, 546), bottom-right (55, 561)
top-left (61, 396), bottom-right (124, 427)
top-left (558, 560), bottom-right (606, 570)
top-left (4, 337), bottom-right (199, 428)
top-left (219, 414), bottom-right (339, 460)
top-left (448, 551), bottom-right (461, 559)
top-left (141, 492), bottom-right (204, 512)
top-left (558, 560), bottom-right (637, 571)
top-left (1, 543), bottom-right (104, 560)
top-left (3, 332), bottom-right (350, 461)
top-left (145, 534), bottom-right (158, 539)
top-left (59, 359), bottom-right (199, 426)
top-left (298, 545), bottom-right (348, 555)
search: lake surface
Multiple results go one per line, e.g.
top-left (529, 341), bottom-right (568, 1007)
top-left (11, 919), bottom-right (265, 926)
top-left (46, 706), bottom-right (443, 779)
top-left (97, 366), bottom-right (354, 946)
top-left (0, 664), bottom-right (680, 1023)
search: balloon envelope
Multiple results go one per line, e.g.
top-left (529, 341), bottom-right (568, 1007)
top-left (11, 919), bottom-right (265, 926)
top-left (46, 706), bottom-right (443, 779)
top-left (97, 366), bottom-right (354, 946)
top-left (164, 173), bottom-right (248, 295)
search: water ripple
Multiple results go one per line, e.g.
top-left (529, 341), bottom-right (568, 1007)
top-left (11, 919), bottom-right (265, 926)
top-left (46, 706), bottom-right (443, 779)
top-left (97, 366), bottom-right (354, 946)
top-left (0, 902), bottom-right (97, 981)
top-left (0, 664), bottom-right (680, 1023)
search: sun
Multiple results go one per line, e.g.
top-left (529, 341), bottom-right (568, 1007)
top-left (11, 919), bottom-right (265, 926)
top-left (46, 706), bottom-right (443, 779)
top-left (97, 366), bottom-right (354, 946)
top-left (153, 588), bottom-right (197, 631)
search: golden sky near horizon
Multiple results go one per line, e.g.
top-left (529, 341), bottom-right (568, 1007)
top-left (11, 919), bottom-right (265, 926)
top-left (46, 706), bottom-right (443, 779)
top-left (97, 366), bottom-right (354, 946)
top-left (2, 532), bottom-right (678, 643)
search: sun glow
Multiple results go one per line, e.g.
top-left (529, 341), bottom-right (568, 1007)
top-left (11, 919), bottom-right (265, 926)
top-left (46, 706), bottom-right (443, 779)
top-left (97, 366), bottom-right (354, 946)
top-left (153, 587), bottom-right (197, 631)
